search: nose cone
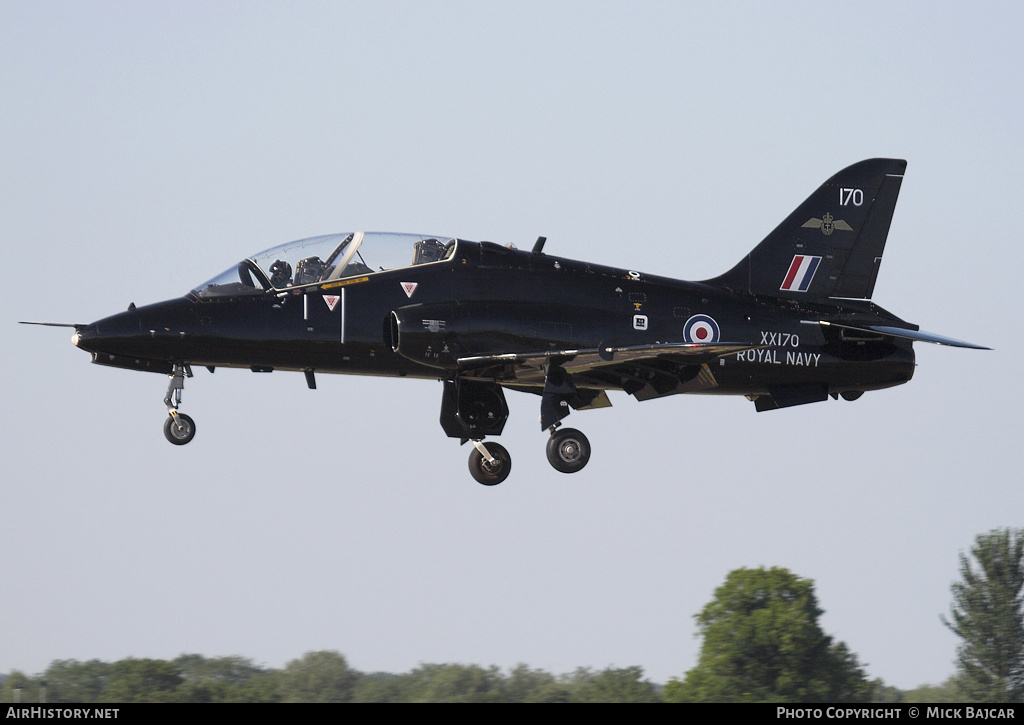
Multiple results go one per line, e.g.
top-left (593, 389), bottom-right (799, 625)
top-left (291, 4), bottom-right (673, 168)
top-left (74, 297), bottom-right (197, 360)
top-left (73, 310), bottom-right (140, 355)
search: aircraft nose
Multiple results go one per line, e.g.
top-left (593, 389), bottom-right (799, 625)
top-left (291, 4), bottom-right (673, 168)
top-left (72, 323), bottom-right (95, 350)
top-left (73, 297), bottom-right (197, 358)
top-left (72, 312), bottom-right (138, 355)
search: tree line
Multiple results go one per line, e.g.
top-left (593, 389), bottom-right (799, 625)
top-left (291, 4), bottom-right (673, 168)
top-left (1, 657), bottom-right (662, 703)
top-left (3, 528), bottom-right (1020, 703)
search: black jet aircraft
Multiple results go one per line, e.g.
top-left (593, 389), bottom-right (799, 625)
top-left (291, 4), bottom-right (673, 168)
top-left (25, 159), bottom-right (988, 485)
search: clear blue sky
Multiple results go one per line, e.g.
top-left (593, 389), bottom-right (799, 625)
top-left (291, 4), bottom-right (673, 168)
top-left (2, 1), bottom-right (1020, 689)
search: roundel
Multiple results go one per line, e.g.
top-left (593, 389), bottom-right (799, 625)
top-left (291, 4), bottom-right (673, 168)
top-left (683, 314), bottom-right (720, 343)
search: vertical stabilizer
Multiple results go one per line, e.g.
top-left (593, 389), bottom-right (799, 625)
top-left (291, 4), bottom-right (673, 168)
top-left (706, 158), bottom-right (906, 300)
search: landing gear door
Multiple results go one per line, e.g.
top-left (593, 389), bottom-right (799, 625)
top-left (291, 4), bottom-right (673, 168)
top-left (440, 379), bottom-right (509, 438)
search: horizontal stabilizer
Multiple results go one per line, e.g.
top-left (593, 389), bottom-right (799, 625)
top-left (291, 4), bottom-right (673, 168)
top-left (807, 321), bottom-right (990, 350)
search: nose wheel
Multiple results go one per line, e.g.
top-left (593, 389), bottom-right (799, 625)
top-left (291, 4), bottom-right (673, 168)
top-left (546, 427), bottom-right (590, 474)
top-left (162, 364), bottom-right (196, 445)
top-left (164, 412), bottom-right (196, 445)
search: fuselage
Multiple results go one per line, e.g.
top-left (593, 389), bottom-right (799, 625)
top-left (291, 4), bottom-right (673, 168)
top-left (74, 239), bottom-right (915, 400)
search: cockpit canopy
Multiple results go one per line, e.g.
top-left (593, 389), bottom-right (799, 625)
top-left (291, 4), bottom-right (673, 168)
top-left (193, 232), bottom-right (457, 298)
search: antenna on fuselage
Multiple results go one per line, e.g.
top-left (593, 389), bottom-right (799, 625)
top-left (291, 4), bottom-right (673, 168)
top-left (531, 236), bottom-right (547, 254)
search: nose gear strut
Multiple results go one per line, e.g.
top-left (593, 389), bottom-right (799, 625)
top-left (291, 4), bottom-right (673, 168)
top-left (163, 364), bottom-right (196, 445)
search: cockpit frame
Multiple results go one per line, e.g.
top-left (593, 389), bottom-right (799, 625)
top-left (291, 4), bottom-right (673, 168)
top-left (193, 232), bottom-right (458, 299)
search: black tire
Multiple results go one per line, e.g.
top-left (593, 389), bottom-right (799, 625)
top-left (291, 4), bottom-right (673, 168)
top-left (546, 428), bottom-right (590, 473)
top-left (164, 413), bottom-right (196, 445)
top-left (468, 442), bottom-right (511, 486)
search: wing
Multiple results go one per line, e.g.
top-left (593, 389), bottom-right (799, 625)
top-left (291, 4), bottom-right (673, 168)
top-left (458, 341), bottom-right (760, 402)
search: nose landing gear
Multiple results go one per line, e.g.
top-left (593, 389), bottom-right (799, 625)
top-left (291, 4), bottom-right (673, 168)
top-left (164, 412), bottom-right (196, 445)
top-left (162, 364), bottom-right (196, 445)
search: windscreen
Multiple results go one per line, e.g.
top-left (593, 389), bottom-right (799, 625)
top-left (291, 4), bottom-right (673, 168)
top-left (192, 232), bottom-right (457, 298)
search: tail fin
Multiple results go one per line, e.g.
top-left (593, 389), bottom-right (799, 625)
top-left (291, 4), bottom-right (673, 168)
top-left (706, 158), bottom-right (906, 300)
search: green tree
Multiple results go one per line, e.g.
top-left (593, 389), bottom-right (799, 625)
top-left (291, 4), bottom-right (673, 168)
top-left (943, 528), bottom-right (1024, 702)
top-left (279, 650), bottom-right (357, 703)
top-left (103, 658), bottom-right (183, 703)
top-left (42, 659), bottom-right (111, 703)
top-left (0, 671), bottom-right (39, 703)
top-left (173, 654), bottom-right (265, 683)
top-left (868, 677), bottom-right (904, 703)
top-left (228, 669), bottom-right (283, 703)
top-left (664, 567), bottom-right (870, 703)
top-left (566, 666), bottom-right (659, 703)
top-left (504, 664), bottom-right (570, 703)
top-left (351, 672), bottom-right (405, 703)
top-left (393, 663), bottom-right (505, 702)
top-left (902, 676), bottom-right (963, 703)
top-left (172, 654), bottom-right (277, 703)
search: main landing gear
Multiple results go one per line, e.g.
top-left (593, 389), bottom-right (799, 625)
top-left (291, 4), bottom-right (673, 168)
top-left (441, 377), bottom-right (595, 486)
top-left (162, 364), bottom-right (196, 445)
top-left (546, 426), bottom-right (591, 474)
top-left (468, 440), bottom-right (512, 485)
top-left (465, 426), bottom-right (591, 486)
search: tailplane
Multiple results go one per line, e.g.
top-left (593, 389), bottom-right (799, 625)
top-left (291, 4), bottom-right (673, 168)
top-left (707, 158), bottom-right (906, 300)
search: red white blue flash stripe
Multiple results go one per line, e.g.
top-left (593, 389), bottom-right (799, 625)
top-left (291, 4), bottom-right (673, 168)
top-left (780, 255), bottom-right (821, 292)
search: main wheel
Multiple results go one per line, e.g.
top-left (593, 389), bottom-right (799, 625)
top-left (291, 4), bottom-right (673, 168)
top-left (468, 442), bottom-right (511, 486)
top-left (163, 413), bottom-right (196, 445)
top-left (546, 428), bottom-right (590, 473)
